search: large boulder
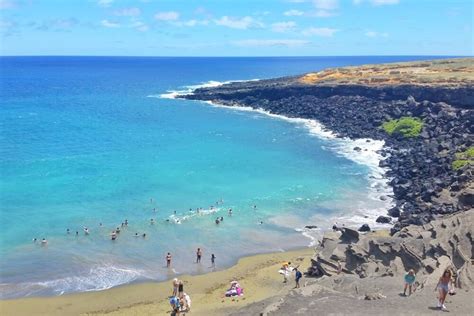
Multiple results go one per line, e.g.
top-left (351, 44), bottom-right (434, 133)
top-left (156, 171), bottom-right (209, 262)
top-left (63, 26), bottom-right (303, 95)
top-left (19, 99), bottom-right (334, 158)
top-left (376, 215), bottom-right (392, 224)
top-left (358, 224), bottom-right (371, 232)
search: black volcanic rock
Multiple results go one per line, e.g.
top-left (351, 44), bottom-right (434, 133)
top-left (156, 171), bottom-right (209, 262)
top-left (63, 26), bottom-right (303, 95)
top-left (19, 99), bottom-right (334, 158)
top-left (180, 67), bottom-right (473, 234)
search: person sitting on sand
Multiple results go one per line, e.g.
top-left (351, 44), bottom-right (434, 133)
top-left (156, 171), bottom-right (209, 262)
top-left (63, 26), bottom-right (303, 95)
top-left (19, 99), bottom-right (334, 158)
top-left (294, 268), bottom-right (302, 288)
top-left (403, 269), bottom-right (416, 296)
top-left (166, 252), bottom-right (172, 268)
top-left (172, 278), bottom-right (179, 296)
top-left (436, 269), bottom-right (453, 310)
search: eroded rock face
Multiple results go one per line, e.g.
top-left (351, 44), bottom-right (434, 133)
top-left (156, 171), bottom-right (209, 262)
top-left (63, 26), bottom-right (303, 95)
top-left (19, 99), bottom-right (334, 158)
top-left (307, 210), bottom-right (474, 290)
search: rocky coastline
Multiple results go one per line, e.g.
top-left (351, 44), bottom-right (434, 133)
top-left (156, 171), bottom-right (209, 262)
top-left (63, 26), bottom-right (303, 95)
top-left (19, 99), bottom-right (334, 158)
top-left (181, 58), bottom-right (473, 235)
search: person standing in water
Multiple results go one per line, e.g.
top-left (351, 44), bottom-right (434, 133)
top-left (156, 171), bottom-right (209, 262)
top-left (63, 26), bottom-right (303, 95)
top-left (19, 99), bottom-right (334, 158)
top-left (196, 248), bottom-right (202, 263)
top-left (166, 252), bottom-right (172, 268)
top-left (211, 254), bottom-right (216, 268)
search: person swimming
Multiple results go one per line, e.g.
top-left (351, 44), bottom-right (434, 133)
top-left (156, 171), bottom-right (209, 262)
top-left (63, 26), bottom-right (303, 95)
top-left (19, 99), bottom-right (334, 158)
top-left (150, 218), bottom-right (155, 224)
top-left (215, 218), bottom-right (220, 224)
top-left (41, 238), bottom-right (47, 245)
top-left (142, 233), bottom-right (146, 238)
top-left (220, 216), bottom-right (224, 222)
top-left (84, 227), bottom-right (89, 235)
top-left (228, 208), bottom-right (232, 216)
top-left (33, 238), bottom-right (37, 242)
top-left (134, 233), bottom-right (139, 237)
top-left (116, 227), bottom-right (121, 233)
top-left (76, 231), bottom-right (79, 236)
top-left (66, 228), bottom-right (70, 234)
top-left (124, 219), bottom-right (128, 226)
top-left (111, 231), bottom-right (117, 240)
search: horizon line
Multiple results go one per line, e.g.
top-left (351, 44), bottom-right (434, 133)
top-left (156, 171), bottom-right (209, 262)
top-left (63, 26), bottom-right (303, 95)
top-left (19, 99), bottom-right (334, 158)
top-left (1, 54), bottom-right (471, 58)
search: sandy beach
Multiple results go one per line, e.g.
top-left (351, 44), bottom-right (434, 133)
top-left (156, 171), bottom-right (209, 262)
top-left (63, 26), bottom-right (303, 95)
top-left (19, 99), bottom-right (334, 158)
top-left (0, 248), bottom-right (314, 316)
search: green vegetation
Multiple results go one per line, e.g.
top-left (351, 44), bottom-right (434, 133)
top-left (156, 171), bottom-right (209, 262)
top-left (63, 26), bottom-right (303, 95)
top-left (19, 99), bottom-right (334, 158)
top-left (382, 117), bottom-right (423, 138)
top-left (452, 146), bottom-right (474, 170)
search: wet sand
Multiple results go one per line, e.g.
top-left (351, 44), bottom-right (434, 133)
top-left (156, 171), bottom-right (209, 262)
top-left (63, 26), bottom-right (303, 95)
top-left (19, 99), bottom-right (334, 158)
top-left (0, 248), bottom-right (314, 316)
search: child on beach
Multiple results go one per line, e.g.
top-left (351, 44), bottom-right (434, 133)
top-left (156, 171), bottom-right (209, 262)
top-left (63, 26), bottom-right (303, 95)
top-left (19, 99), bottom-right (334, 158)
top-left (294, 268), bottom-right (302, 288)
top-left (403, 269), bottom-right (416, 296)
top-left (435, 269), bottom-right (453, 310)
top-left (172, 278), bottom-right (179, 296)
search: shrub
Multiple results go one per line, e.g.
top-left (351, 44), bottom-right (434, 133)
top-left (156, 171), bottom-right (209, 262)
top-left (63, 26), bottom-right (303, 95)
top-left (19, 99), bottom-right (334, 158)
top-left (452, 160), bottom-right (471, 170)
top-left (452, 146), bottom-right (474, 170)
top-left (382, 117), bottom-right (423, 138)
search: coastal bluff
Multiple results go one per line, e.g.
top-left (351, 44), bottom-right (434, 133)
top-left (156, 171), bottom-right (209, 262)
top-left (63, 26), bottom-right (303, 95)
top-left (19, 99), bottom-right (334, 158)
top-left (182, 58), bottom-right (474, 235)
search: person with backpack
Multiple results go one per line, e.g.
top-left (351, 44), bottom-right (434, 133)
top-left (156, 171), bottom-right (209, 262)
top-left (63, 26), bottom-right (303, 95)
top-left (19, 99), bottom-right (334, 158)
top-left (294, 267), bottom-right (303, 288)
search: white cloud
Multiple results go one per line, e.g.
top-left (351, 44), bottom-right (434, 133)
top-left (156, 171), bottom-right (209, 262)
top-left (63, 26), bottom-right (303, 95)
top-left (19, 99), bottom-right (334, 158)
top-left (130, 21), bottom-right (149, 32)
top-left (173, 19), bottom-right (209, 27)
top-left (114, 7), bottom-right (141, 17)
top-left (311, 0), bottom-right (338, 17)
top-left (0, 0), bottom-right (17, 10)
top-left (232, 39), bottom-right (310, 47)
top-left (97, 0), bottom-right (113, 8)
top-left (365, 30), bottom-right (388, 37)
top-left (302, 27), bottom-right (338, 36)
top-left (101, 19), bottom-right (120, 28)
top-left (271, 21), bottom-right (296, 33)
top-left (284, 9), bottom-right (304, 16)
top-left (371, 0), bottom-right (399, 5)
top-left (314, 10), bottom-right (336, 17)
top-left (214, 16), bottom-right (263, 29)
top-left (154, 11), bottom-right (180, 21)
top-left (353, 0), bottom-right (399, 5)
top-left (313, 0), bottom-right (338, 10)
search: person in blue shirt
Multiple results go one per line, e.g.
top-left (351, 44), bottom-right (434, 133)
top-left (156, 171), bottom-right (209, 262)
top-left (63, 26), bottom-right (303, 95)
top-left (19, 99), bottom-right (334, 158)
top-left (295, 268), bottom-right (303, 288)
top-left (403, 269), bottom-right (416, 296)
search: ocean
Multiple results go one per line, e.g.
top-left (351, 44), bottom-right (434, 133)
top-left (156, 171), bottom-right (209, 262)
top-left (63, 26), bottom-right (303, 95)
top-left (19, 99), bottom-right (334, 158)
top-left (0, 56), bottom-right (438, 298)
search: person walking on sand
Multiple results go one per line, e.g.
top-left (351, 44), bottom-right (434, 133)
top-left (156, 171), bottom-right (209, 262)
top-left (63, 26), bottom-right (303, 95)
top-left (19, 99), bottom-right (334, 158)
top-left (436, 269), bottom-right (453, 310)
top-left (403, 269), bottom-right (416, 296)
top-left (196, 248), bottom-right (202, 263)
top-left (172, 278), bottom-right (179, 296)
top-left (166, 252), bottom-right (172, 268)
top-left (178, 280), bottom-right (184, 298)
top-left (294, 268), bottom-right (302, 288)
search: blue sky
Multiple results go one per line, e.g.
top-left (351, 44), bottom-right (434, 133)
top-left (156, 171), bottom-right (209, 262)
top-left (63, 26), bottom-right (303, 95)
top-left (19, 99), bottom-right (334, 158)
top-left (0, 0), bottom-right (472, 56)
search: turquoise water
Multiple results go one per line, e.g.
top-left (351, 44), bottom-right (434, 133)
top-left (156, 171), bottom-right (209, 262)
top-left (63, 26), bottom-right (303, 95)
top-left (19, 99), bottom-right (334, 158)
top-left (0, 56), bottom-right (434, 298)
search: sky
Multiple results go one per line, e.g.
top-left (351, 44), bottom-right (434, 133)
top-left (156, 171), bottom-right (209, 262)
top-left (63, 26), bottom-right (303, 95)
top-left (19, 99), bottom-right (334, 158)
top-left (0, 0), bottom-right (472, 56)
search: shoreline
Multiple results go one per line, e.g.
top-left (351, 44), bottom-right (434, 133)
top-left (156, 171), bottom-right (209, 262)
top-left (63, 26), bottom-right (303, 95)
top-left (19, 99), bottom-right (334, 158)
top-left (0, 247), bottom-right (315, 316)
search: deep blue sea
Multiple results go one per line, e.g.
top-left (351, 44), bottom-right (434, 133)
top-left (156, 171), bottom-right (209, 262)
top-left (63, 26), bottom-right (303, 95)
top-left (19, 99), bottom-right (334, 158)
top-left (0, 56), bottom-right (442, 298)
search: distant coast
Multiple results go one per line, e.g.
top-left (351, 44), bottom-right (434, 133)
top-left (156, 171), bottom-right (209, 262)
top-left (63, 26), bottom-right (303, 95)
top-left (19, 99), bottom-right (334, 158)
top-left (183, 57), bottom-right (473, 234)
